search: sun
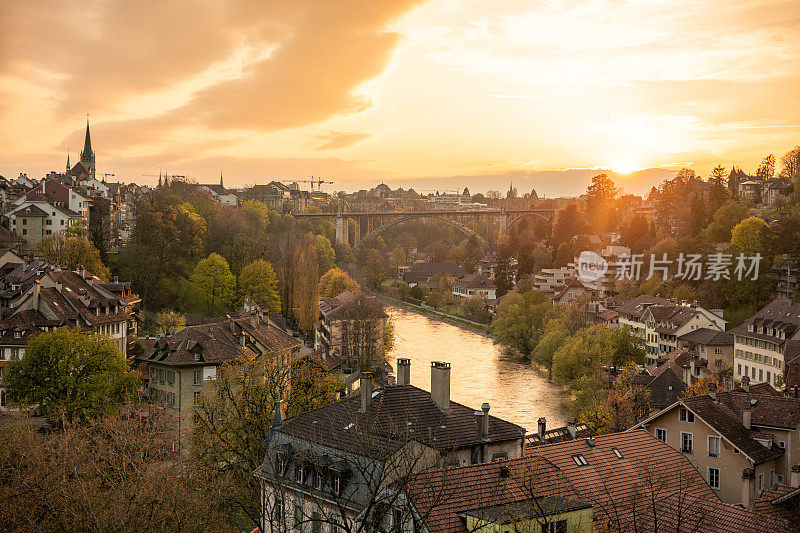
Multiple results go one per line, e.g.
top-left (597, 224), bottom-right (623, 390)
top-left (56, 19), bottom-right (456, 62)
top-left (608, 156), bottom-right (641, 175)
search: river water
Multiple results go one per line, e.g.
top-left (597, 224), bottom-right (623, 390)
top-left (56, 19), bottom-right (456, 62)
top-left (386, 306), bottom-right (565, 433)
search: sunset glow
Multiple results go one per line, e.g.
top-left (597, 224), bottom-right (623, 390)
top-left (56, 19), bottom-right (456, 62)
top-left (1, 0), bottom-right (799, 195)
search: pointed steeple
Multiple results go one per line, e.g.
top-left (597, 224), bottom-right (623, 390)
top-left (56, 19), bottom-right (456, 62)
top-left (79, 117), bottom-right (96, 180)
top-left (158, 172), bottom-right (162, 188)
top-left (220, 170), bottom-right (223, 187)
top-left (82, 119), bottom-right (92, 157)
top-left (66, 150), bottom-right (70, 173)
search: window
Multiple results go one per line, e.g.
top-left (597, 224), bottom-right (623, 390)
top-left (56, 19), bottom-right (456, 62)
top-left (612, 447), bottom-right (624, 459)
top-left (313, 471), bottom-right (322, 490)
top-left (681, 432), bottom-right (693, 454)
top-left (708, 467), bottom-right (720, 490)
top-left (21, 229), bottom-right (26, 236)
top-left (294, 502), bottom-right (303, 529)
top-left (759, 369), bottom-right (764, 381)
top-left (679, 408), bottom-right (695, 423)
top-left (571, 454), bottom-right (589, 466)
top-left (543, 520), bottom-right (567, 533)
top-left (778, 441), bottom-right (785, 449)
top-left (193, 391), bottom-right (201, 406)
top-left (767, 371), bottom-right (771, 383)
top-left (167, 371), bottom-right (174, 385)
top-left (332, 475), bottom-right (341, 495)
top-left (194, 370), bottom-right (202, 386)
top-left (758, 473), bottom-right (764, 492)
top-left (708, 436), bottom-right (720, 458)
top-left (295, 464), bottom-right (304, 484)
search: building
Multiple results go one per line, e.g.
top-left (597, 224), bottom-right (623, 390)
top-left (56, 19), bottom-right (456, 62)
top-left (408, 430), bottom-right (791, 532)
top-left (199, 174), bottom-right (239, 206)
top-left (731, 298), bottom-right (800, 387)
top-left (256, 360), bottom-right (526, 531)
top-left (79, 120), bottom-right (96, 180)
top-left (314, 291), bottom-right (388, 377)
top-left (401, 262), bottom-right (468, 288)
top-left (551, 277), bottom-right (592, 307)
top-left (679, 327), bottom-right (735, 383)
top-left (451, 273), bottom-right (496, 300)
top-left (630, 365), bottom-right (687, 414)
top-left (533, 266), bottom-right (574, 294)
top-left (137, 313), bottom-right (300, 446)
top-left (631, 380), bottom-right (800, 505)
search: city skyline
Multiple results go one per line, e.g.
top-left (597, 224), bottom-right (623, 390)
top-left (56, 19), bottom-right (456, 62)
top-left (2, 0), bottom-right (799, 195)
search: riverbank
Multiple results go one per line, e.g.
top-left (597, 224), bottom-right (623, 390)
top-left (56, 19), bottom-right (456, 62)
top-left (369, 291), bottom-right (492, 336)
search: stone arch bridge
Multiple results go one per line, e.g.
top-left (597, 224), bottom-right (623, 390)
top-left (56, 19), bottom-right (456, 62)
top-left (295, 208), bottom-right (555, 251)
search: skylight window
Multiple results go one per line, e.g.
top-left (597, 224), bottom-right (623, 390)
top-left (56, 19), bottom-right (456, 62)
top-left (571, 454), bottom-right (589, 466)
top-left (343, 423), bottom-right (354, 430)
top-left (612, 448), bottom-right (624, 459)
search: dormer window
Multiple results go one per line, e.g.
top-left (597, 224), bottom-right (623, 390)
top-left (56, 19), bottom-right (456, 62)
top-left (13, 331), bottom-right (21, 339)
top-left (194, 353), bottom-right (201, 362)
top-left (571, 454), bottom-right (589, 466)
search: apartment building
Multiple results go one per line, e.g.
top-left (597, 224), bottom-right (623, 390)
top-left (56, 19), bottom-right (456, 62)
top-left (451, 273), bottom-right (496, 300)
top-left (534, 266), bottom-right (574, 294)
top-left (256, 361), bottom-right (526, 531)
top-left (632, 381), bottom-right (800, 505)
top-left (138, 314), bottom-right (300, 447)
top-left (731, 298), bottom-right (800, 387)
top-left (314, 291), bottom-right (387, 370)
top-left (679, 327), bottom-right (734, 382)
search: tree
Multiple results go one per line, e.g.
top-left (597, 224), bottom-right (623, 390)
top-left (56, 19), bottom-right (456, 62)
top-left (551, 203), bottom-right (584, 245)
top-left (293, 241), bottom-right (320, 337)
top-left (756, 154), bottom-right (776, 180)
top-left (319, 267), bottom-right (360, 298)
top-left (0, 412), bottom-right (236, 532)
top-left (238, 259), bottom-right (281, 311)
top-left (6, 328), bottom-right (139, 421)
top-left (34, 233), bottom-right (110, 279)
top-left (494, 235), bottom-right (515, 297)
top-left (585, 173), bottom-right (619, 233)
top-left (578, 364), bottom-right (651, 434)
top-left (313, 234), bottom-right (336, 274)
top-left (731, 216), bottom-right (768, 256)
top-left (388, 246), bottom-right (407, 272)
top-left (682, 375), bottom-right (726, 399)
top-left (359, 248), bottom-right (389, 290)
top-left (191, 253), bottom-right (236, 313)
top-left (156, 310), bottom-right (186, 335)
top-left (490, 290), bottom-right (552, 358)
top-left (701, 199), bottom-right (748, 243)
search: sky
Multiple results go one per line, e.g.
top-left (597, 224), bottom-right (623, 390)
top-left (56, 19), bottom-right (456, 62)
top-left (1, 0), bottom-right (799, 196)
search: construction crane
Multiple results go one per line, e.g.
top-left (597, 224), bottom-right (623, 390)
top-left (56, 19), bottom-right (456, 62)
top-left (279, 177), bottom-right (333, 192)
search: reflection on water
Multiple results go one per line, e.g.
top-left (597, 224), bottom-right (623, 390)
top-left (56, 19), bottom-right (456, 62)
top-left (386, 306), bottom-right (565, 432)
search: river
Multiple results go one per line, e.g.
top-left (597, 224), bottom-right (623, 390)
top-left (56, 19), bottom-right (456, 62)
top-left (385, 306), bottom-right (566, 433)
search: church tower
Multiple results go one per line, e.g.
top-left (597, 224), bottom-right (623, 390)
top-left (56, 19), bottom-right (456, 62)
top-left (80, 119), bottom-right (96, 180)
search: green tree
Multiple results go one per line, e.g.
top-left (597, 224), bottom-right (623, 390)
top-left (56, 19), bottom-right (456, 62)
top-left (191, 253), bottom-right (236, 313)
top-left (156, 310), bottom-right (186, 335)
top-left (490, 290), bottom-right (552, 358)
top-left (6, 328), bottom-right (139, 421)
top-left (34, 233), bottom-right (110, 279)
top-left (313, 234), bottom-right (336, 273)
top-left (701, 199), bottom-right (749, 243)
top-left (319, 267), bottom-right (360, 297)
top-left (238, 259), bottom-right (281, 311)
top-left (494, 235), bottom-right (516, 297)
top-left (359, 248), bottom-right (389, 289)
top-left (531, 321), bottom-right (568, 381)
top-left (731, 216), bottom-right (768, 256)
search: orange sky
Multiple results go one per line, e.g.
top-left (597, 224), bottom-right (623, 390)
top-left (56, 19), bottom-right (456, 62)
top-left (1, 0), bottom-right (799, 196)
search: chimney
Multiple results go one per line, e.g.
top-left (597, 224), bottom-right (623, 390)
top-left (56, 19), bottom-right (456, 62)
top-left (566, 417), bottom-right (577, 439)
top-left (741, 468), bottom-right (756, 510)
top-left (742, 405), bottom-right (752, 430)
top-left (360, 372), bottom-right (373, 413)
top-left (481, 403), bottom-right (490, 441)
top-left (430, 362), bottom-right (451, 412)
top-left (741, 375), bottom-right (750, 393)
top-left (32, 280), bottom-right (40, 309)
top-left (396, 358), bottom-right (411, 386)
top-left (689, 356), bottom-right (697, 378)
top-left (537, 417), bottom-right (547, 439)
top-left (708, 382), bottom-right (717, 401)
top-left (791, 465), bottom-right (800, 488)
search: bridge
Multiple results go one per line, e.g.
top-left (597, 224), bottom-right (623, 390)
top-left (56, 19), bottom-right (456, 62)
top-left (295, 208), bottom-right (555, 250)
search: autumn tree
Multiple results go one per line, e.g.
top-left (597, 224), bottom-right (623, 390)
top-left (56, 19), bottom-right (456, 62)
top-left (293, 240), bottom-right (320, 337)
top-left (156, 310), bottom-right (186, 335)
top-left (701, 199), bottom-right (748, 243)
top-left (191, 253), bottom-right (236, 313)
top-left (494, 234), bottom-right (516, 297)
top-left (731, 216), bottom-right (768, 256)
top-left (756, 154), bottom-right (776, 180)
top-left (6, 328), bottom-right (139, 421)
top-left (682, 375), bottom-right (726, 399)
top-left (579, 364), bottom-right (652, 434)
top-left (585, 173), bottom-right (619, 233)
top-left (238, 259), bottom-right (281, 311)
top-left (34, 233), bottom-right (110, 279)
top-left (319, 267), bottom-right (360, 297)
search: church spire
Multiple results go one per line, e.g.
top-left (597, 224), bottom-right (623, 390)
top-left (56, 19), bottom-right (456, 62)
top-left (83, 118), bottom-right (92, 156)
top-left (79, 117), bottom-right (96, 180)
top-left (158, 171), bottom-right (162, 188)
top-left (220, 170), bottom-right (223, 187)
top-left (66, 150), bottom-right (70, 173)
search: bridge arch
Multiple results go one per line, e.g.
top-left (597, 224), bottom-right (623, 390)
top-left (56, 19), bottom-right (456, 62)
top-left (505, 211), bottom-right (552, 234)
top-left (352, 214), bottom-right (490, 253)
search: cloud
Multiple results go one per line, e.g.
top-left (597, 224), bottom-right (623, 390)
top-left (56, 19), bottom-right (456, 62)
top-left (316, 131), bottom-right (371, 151)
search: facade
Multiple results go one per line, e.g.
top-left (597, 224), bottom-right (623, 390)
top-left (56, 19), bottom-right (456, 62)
top-left (451, 273), bottom-right (496, 299)
top-left (256, 361), bottom-right (526, 532)
top-left (679, 327), bottom-right (735, 383)
top-left (138, 314), bottom-right (300, 447)
top-left (731, 298), bottom-right (800, 387)
top-left (534, 266), bottom-right (574, 294)
top-left (632, 385), bottom-right (798, 505)
top-left (314, 291), bottom-right (388, 371)
top-left (402, 262), bottom-right (468, 288)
